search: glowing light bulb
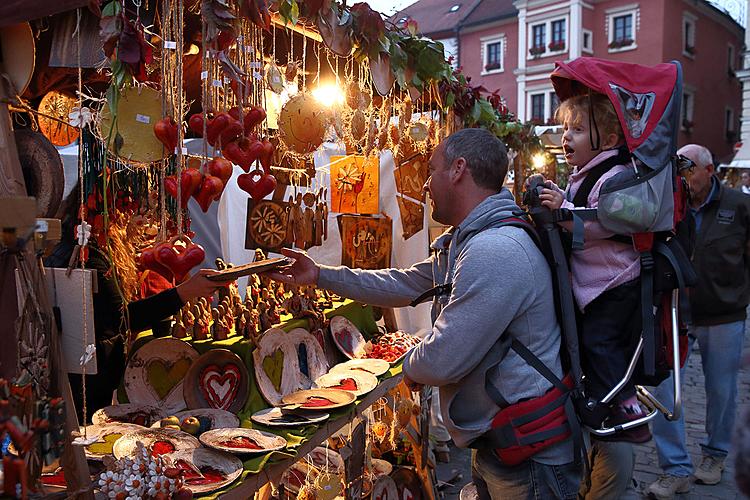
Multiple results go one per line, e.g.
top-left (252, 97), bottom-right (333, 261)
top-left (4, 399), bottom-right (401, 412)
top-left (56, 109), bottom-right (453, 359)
top-left (311, 84), bottom-right (344, 107)
top-left (532, 153), bottom-right (547, 170)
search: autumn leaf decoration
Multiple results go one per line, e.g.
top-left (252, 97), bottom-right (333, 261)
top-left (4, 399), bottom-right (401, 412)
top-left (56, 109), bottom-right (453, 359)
top-left (99, 1), bottom-right (153, 84)
top-left (201, 0), bottom-right (237, 46)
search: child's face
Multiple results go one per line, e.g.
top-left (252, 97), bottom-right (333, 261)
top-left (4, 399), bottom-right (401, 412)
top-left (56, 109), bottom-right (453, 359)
top-left (561, 109), bottom-right (604, 168)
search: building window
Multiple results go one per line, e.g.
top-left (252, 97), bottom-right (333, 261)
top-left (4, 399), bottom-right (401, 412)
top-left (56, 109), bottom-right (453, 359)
top-left (683, 13), bottom-right (696, 57)
top-left (530, 94), bottom-right (545, 123)
top-left (549, 19), bottom-right (566, 52)
top-left (607, 8), bottom-right (637, 51)
top-left (550, 92), bottom-right (560, 121)
top-left (482, 37), bottom-right (504, 73)
top-left (531, 24), bottom-right (546, 53)
top-left (726, 107), bottom-right (736, 142)
top-left (582, 29), bottom-right (593, 53)
top-left (728, 44), bottom-right (736, 77)
top-left (681, 91), bottom-right (694, 132)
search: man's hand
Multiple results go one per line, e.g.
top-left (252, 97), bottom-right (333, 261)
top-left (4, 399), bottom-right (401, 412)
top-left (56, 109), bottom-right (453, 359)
top-left (540, 187), bottom-right (564, 210)
top-left (263, 248), bottom-right (320, 286)
top-left (176, 269), bottom-right (233, 303)
top-left (403, 374), bottom-right (423, 392)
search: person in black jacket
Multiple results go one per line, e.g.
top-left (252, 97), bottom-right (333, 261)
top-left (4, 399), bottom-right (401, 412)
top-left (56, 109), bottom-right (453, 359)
top-left (46, 186), bottom-right (231, 422)
top-left (648, 144), bottom-right (750, 499)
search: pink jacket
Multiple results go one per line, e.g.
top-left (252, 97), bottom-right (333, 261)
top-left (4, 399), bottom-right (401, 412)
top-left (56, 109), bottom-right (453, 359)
top-left (559, 149), bottom-right (640, 310)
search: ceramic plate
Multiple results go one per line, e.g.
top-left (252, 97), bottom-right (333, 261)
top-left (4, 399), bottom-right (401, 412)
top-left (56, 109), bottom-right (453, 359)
top-left (250, 407), bottom-right (330, 428)
top-left (199, 428), bottom-right (287, 455)
top-left (112, 427), bottom-right (201, 460)
top-left (329, 316), bottom-right (367, 359)
top-left (370, 458), bottom-right (393, 478)
top-left (91, 403), bottom-right (165, 427)
top-left (329, 358), bottom-right (390, 377)
top-left (124, 338), bottom-right (199, 414)
top-left (281, 388), bottom-right (355, 411)
top-left (151, 409), bottom-right (240, 433)
top-left (390, 467), bottom-right (423, 500)
top-left (78, 423), bottom-right (143, 461)
top-left (164, 448), bottom-right (243, 494)
top-left (280, 461), bottom-right (318, 495)
top-left (183, 349), bottom-right (249, 413)
top-left (305, 446), bottom-right (345, 474)
top-left (371, 475), bottom-right (398, 500)
top-left (314, 371), bottom-right (378, 397)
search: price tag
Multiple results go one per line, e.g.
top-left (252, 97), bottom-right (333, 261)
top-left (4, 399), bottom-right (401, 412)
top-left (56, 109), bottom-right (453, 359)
top-left (174, 147), bottom-right (189, 155)
top-left (249, 61), bottom-right (263, 68)
top-left (163, 40), bottom-right (177, 49)
top-left (135, 113), bottom-right (151, 124)
top-left (253, 71), bottom-right (263, 81)
top-left (201, 70), bottom-right (209, 80)
top-left (212, 79), bottom-right (223, 87)
top-left (244, 45), bottom-right (254, 53)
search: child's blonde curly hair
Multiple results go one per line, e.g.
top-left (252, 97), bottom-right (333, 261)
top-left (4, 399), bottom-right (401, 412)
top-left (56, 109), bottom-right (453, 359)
top-left (555, 92), bottom-right (625, 146)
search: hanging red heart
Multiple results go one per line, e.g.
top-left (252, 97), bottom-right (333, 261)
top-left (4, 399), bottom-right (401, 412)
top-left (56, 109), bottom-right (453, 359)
top-left (222, 137), bottom-right (263, 172)
top-left (153, 116), bottom-right (178, 152)
top-left (194, 175), bottom-right (224, 212)
top-left (243, 105), bottom-right (266, 132)
top-left (237, 169), bottom-right (277, 201)
top-left (154, 236), bottom-right (206, 282)
top-left (140, 246), bottom-right (174, 281)
top-left (188, 113), bottom-right (206, 137)
top-left (206, 157), bottom-right (233, 186)
top-left (259, 139), bottom-right (275, 171)
top-left (219, 118), bottom-right (244, 145)
top-left (164, 175), bottom-right (178, 199)
top-left (206, 112), bottom-right (232, 147)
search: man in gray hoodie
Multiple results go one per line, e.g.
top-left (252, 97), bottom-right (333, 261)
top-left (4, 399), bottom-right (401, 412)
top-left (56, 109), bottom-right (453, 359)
top-left (267, 128), bottom-right (579, 498)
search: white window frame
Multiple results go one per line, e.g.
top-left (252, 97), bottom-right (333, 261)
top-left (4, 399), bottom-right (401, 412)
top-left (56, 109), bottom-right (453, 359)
top-left (606, 5), bottom-right (638, 53)
top-left (682, 12), bottom-right (697, 59)
top-left (681, 90), bottom-right (694, 131)
top-left (526, 87), bottom-right (558, 124)
top-left (582, 29), bottom-right (593, 54)
top-left (480, 35), bottom-right (505, 75)
top-left (527, 15), bottom-right (568, 60)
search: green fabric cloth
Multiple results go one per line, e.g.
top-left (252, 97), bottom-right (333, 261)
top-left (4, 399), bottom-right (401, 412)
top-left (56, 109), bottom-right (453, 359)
top-left (120, 300), bottom-right (397, 498)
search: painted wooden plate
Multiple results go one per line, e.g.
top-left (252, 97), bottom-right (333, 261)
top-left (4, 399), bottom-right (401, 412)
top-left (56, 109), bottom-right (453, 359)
top-left (124, 338), bottom-right (199, 415)
top-left (253, 327), bottom-right (329, 406)
top-left (151, 409), bottom-right (240, 433)
top-left (329, 316), bottom-right (368, 359)
top-left (199, 428), bottom-right (287, 455)
top-left (165, 448), bottom-right (243, 494)
top-left (112, 427), bottom-right (201, 460)
top-left (280, 461), bottom-right (318, 495)
top-left (371, 475), bottom-right (398, 500)
top-left (329, 358), bottom-right (390, 377)
top-left (183, 349), bottom-right (249, 413)
top-left (314, 370), bottom-right (378, 397)
top-left (91, 403), bottom-right (165, 427)
top-left (390, 467), bottom-right (424, 500)
top-left (250, 407), bottom-right (330, 428)
top-left (79, 423), bottom-right (143, 461)
top-left (281, 388), bottom-right (355, 411)
top-left (370, 458), bottom-right (393, 478)
top-left (305, 446), bottom-right (345, 474)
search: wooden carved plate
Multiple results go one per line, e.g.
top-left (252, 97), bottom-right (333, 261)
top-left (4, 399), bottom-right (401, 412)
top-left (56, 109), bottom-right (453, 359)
top-left (329, 316), bottom-right (367, 359)
top-left (165, 448), bottom-right (243, 494)
top-left (112, 427), bottom-right (201, 460)
top-left (79, 423), bottom-right (143, 461)
top-left (183, 349), bottom-right (249, 413)
top-left (199, 428), bottom-right (287, 455)
top-left (252, 327), bottom-right (329, 406)
top-left (124, 338), bottom-right (199, 415)
top-left (281, 388), bottom-right (355, 411)
top-left (329, 358), bottom-right (390, 377)
top-left (250, 407), bottom-right (330, 428)
top-left (38, 91), bottom-right (79, 146)
top-left (314, 370), bottom-right (378, 397)
top-left (151, 409), bottom-right (240, 433)
top-left (91, 403), bottom-right (165, 427)
top-left (371, 475), bottom-right (398, 500)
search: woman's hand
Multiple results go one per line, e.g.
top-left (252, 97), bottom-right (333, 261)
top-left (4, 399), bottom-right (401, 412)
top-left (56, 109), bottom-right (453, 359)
top-left (176, 269), bottom-right (233, 303)
top-left (263, 248), bottom-right (320, 286)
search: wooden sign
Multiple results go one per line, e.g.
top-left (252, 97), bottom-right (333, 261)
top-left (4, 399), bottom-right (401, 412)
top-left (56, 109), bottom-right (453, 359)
top-left (330, 155), bottom-right (379, 214)
top-left (338, 215), bottom-right (392, 269)
top-left (396, 195), bottom-right (424, 240)
top-left (394, 153), bottom-right (428, 202)
top-left (244, 198), bottom-right (289, 253)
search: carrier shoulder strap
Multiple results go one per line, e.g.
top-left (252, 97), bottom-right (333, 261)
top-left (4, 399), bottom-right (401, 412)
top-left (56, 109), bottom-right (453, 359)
top-left (571, 147), bottom-right (632, 208)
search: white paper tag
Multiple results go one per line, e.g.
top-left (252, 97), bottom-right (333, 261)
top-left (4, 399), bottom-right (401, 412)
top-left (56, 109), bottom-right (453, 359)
top-left (201, 70), bottom-right (209, 80)
top-left (35, 220), bottom-right (49, 233)
top-left (224, 77), bottom-right (231, 84)
top-left (174, 147), bottom-right (188, 155)
top-left (244, 45), bottom-right (254, 53)
top-left (79, 343), bottom-right (96, 366)
top-left (249, 61), bottom-right (263, 68)
top-left (212, 79), bottom-right (223, 87)
top-left (135, 113), bottom-right (151, 124)
top-left (163, 40), bottom-right (177, 49)
top-left (253, 71), bottom-right (263, 81)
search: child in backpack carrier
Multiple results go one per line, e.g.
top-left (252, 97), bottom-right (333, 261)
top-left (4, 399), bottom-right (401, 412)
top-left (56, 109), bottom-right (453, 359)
top-left (539, 92), bottom-right (651, 443)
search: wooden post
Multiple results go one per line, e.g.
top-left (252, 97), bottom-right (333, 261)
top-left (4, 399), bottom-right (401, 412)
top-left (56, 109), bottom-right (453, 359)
top-left (344, 419), bottom-right (366, 499)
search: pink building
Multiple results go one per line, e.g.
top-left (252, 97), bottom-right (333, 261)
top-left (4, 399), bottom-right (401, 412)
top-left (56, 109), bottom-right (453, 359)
top-left (393, 0), bottom-right (744, 161)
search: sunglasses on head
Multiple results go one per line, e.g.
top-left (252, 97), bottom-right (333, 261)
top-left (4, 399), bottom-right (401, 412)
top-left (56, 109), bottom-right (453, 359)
top-left (676, 154), bottom-right (696, 174)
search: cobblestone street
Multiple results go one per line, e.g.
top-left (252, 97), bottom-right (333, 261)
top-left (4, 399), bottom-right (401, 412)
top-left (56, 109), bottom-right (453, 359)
top-left (436, 318), bottom-right (750, 499)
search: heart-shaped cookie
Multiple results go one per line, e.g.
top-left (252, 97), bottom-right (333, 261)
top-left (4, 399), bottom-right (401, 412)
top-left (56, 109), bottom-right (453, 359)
top-left (146, 357), bottom-right (192, 400)
top-left (262, 349), bottom-right (284, 393)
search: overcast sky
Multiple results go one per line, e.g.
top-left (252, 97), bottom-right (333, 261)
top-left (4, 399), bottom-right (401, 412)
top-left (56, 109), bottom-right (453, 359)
top-left (368, 0), bottom-right (419, 16)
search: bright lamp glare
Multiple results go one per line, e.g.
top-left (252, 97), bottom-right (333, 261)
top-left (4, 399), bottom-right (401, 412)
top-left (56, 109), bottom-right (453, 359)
top-left (312, 84), bottom-right (344, 107)
top-left (532, 153), bottom-right (547, 170)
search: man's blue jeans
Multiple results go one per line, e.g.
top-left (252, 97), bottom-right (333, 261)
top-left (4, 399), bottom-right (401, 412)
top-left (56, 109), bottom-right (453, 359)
top-left (651, 320), bottom-right (745, 477)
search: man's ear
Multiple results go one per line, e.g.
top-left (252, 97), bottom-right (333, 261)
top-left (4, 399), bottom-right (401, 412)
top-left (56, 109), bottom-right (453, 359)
top-left (706, 163), bottom-right (715, 175)
top-left (449, 157), bottom-right (468, 184)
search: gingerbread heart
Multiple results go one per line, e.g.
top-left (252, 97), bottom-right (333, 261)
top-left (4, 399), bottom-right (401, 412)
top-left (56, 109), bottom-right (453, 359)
top-left (222, 137), bottom-right (263, 172)
top-left (237, 169), bottom-right (277, 201)
top-left (206, 157), bottom-right (233, 186)
top-left (243, 106), bottom-right (267, 132)
top-left (188, 113), bottom-right (206, 137)
top-left (194, 175), bottom-right (224, 213)
top-left (153, 116), bottom-right (178, 153)
top-left (154, 238), bottom-right (206, 282)
top-left (140, 246), bottom-right (174, 281)
top-left (262, 349), bottom-right (284, 393)
top-left (219, 118), bottom-right (244, 145)
top-left (206, 112), bottom-right (231, 147)
top-left (146, 357), bottom-right (193, 400)
top-left (200, 363), bottom-right (241, 410)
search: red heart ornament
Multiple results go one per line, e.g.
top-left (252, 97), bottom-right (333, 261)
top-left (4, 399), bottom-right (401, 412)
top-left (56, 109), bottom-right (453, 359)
top-left (194, 175), bottom-right (224, 213)
top-left (259, 139), bottom-right (275, 171)
top-left (200, 364), bottom-right (241, 410)
top-left (222, 137), bottom-right (263, 172)
top-left (140, 246), bottom-right (174, 281)
top-left (206, 157), bottom-right (233, 186)
top-left (206, 112), bottom-right (231, 147)
top-left (154, 237), bottom-right (206, 282)
top-left (164, 175), bottom-right (178, 199)
top-left (219, 118), bottom-right (244, 145)
top-left (237, 169), bottom-right (277, 201)
top-left (188, 113), bottom-right (205, 137)
top-left (243, 106), bottom-right (266, 132)
top-left (153, 116), bottom-right (178, 152)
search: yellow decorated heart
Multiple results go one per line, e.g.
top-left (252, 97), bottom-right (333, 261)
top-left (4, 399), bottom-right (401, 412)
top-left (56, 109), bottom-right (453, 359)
top-left (87, 433), bottom-right (122, 455)
top-left (262, 349), bottom-right (284, 393)
top-left (146, 357), bottom-right (192, 400)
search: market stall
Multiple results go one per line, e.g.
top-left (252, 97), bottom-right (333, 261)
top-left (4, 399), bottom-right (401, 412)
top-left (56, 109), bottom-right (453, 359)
top-left (0, 0), bottom-right (545, 498)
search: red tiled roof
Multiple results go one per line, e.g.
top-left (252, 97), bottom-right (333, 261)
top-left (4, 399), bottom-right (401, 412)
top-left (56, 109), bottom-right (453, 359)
top-left (461, 0), bottom-right (517, 28)
top-left (390, 0), bottom-right (483, 36)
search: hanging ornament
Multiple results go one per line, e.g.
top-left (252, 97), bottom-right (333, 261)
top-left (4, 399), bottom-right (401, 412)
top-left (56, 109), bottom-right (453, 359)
top-left (277, 94), bottom-right (328, 155)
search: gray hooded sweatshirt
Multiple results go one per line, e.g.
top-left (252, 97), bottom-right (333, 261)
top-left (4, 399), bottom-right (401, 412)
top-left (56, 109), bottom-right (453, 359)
top-left (318, 189), bottom-right (573, 465)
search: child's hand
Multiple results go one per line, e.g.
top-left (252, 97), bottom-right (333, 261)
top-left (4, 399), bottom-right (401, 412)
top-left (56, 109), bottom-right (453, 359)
top-left (540, 188), bottom-right (564, 210)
